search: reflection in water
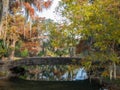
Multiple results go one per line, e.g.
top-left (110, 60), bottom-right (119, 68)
top-left (21, 65), bottom-right (80, 81)
top-left (0, 65), bottom-right (101, 90)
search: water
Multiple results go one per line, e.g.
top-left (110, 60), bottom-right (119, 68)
top-left (0, 78), bottom-right (101, 90)
top-left (0, 65), bottom-right (101, 90)
top-left (17, 65), bottom-right (89, 81)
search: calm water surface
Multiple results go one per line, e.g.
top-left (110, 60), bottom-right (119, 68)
top-left (0, 78), bottom-right (101, 90)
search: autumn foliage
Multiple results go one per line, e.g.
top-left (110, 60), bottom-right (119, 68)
top-left (44, 0), bottom-right (52, 9)
top-left (9, 0), bottom-right (52, 18)
top-left (21, 42), bottom-right (40, 56)
top-left (23, 0), bottom-right (52, 18)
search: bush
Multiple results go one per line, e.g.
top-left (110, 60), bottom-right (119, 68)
top-left (38, 51), bottom-right (44, 57)
top-left (0, 47), bottom-right (7, 58)
top-left (20, 49), bottom-right (29, 57)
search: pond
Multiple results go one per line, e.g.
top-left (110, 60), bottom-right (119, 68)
top-left (0, 65), bottom-right (102, 90)
top-left (0, 78), bottom-right (101, 90)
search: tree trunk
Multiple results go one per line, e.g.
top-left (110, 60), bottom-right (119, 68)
top-left (0, 22), bottom-right (2, 36)
top-left (109, 62), bottom-right (117, 80)
top-left (1, 0), bottom-right (9, 45)
top-left (69, 47), bottom-right (75, 57)
top-left (1, 55), bottom-right (5, 61)
top-left (0, 0), bottom-right (3, 24)
top-left (109, 65), bottom-right (113, 80)
top-left (9, 40), bottom-right (16, 60)
top-left (9, 49), bottom-right (15, 60)
top-left (113, 62), bottom-right (116, 79)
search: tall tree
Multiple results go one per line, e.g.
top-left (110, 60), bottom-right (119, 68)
top-left (0, 0), bottom-right (52, 41)
top-left (58, 0), bottom-right (120, 79)
top-left (2, 10), bottom-right (25, 60)
top-left (0, 0), bottom-right (52, 59)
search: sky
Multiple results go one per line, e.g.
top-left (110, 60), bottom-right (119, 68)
top-left (38, 0), bottom-right (62, 22)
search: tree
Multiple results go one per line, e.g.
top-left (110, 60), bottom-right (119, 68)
top-left (80, 0), bottom-right (120, 79)
top-left (58, 0), bottom-right (120, 79)
top-left (20, 17), bottom-right (46, 57)
top-left (38, 19), bottom-right (66, 56)
top-left (0, 0), bottom-right (52, 47)
top-left (2, 10), bottom-right (25, 60)
top-left (0, 0), bottom-right (52, 59)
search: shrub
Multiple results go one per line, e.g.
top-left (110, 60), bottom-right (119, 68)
top-left (20, 49), bottom-right (29, 57)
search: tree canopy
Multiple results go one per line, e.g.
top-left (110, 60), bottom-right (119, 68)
top-left (58, 0), bottom-right (120, 61)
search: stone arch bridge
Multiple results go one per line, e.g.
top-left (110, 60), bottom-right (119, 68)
top-left (0, 57), bottom-right (81, 75)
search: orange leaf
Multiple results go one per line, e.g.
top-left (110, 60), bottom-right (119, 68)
top-left (24, 2), bottom-right (31, 9)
